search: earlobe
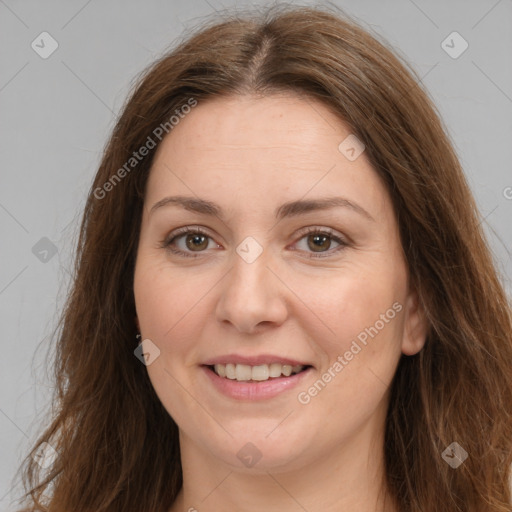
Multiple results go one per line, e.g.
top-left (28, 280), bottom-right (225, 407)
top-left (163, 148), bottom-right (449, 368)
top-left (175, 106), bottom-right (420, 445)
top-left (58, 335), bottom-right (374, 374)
top-left (401, 289), bottom-right (428, 356)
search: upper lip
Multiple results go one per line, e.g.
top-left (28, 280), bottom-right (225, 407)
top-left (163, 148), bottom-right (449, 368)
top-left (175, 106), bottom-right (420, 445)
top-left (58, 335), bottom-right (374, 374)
top-left (202, 354), bottom-right (312, 367)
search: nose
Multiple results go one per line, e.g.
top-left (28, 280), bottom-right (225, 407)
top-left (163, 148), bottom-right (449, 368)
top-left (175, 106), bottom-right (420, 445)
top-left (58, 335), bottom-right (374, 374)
top-left (215, 247), bottom-right (288, 334)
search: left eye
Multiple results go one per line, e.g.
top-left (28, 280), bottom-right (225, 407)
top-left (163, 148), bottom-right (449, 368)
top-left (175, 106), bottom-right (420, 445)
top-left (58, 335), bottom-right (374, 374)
top-left (161, 227), bottom-right (347, 259)
top-left (293, 230), bottom-right (346, 257)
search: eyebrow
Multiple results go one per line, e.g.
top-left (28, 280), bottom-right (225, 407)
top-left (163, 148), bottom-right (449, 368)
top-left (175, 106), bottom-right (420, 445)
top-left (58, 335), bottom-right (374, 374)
top-left (149, 195), bottom-right (375, 222)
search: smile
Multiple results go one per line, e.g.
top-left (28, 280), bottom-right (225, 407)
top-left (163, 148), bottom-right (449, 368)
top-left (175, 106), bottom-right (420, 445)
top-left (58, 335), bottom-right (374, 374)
top-left (201, 363), bottom-right (313, 400)
top-left (211, 362), bottom-right (308, 381)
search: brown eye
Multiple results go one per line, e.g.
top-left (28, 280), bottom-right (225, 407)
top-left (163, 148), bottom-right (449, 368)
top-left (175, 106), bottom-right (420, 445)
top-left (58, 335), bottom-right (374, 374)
top-left (293, 228), bottom-right (348, 259)
top-left (307, 234), bottom-right (332, 252)
top-left (185, 233), bottom-right (209, 251)
top-left (161, 227), bottom-right (219, 258)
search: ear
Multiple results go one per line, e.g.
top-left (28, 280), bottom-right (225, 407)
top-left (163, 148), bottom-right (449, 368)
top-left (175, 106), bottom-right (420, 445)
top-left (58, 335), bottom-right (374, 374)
top-left (401, 287), bottom-right (428, 356)
top-left (135, 316), bottom-right (140, 332)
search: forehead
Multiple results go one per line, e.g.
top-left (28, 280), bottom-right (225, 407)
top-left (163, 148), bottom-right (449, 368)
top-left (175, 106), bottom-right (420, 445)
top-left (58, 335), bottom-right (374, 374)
top-left (156, 92), bottom-right (350, 156)
top-left (145, 93), bottom-right (390, 220)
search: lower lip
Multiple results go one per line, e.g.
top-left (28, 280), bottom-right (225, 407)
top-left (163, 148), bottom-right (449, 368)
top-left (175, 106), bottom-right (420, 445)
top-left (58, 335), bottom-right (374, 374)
top-left (201, 365), bottom-right (313, 401)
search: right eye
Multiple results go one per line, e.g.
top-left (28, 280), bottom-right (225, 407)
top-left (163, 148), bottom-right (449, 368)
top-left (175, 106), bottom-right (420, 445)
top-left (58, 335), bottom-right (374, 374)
top-left (160, 226), bottom-right (222, 258)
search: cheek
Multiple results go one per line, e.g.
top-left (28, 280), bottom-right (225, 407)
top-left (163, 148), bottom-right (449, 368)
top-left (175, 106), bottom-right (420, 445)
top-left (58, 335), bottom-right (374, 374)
top-left (133, 262), bottom-right (211, 421)
top-left (133, 258), bottom-right (220, 381)
top-left (134, 257), bottom-right (207, 336)
top-left (293, 277), bottom-right (404, 430)
top-left (290, 266), bottom-right (405, 359)
top-left (288, 267), bottom-right (406, 424)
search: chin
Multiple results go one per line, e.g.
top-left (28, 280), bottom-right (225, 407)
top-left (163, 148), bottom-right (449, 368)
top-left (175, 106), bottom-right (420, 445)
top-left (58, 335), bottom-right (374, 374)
top-left (194, 425), bottom-right (314, 473)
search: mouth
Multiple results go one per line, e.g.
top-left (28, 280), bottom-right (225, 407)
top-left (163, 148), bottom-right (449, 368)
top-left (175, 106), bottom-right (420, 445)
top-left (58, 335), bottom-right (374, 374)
top-left (205, 362), bottom-right (312, 382)
top-left (201, 362), bottom-right (313, 400)
top-left (200, 355), bottom-right (314, 400)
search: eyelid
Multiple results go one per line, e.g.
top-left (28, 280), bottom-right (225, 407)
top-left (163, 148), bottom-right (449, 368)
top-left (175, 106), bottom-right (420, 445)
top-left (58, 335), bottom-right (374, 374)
top-left (292, 225), bottom-right (349, 243)
top-left (160, 225), bottom-right (350, 259)
top-left (289, 225), bottom-right (349, 258)
top-left (159, 225), bottom-right (220, 259)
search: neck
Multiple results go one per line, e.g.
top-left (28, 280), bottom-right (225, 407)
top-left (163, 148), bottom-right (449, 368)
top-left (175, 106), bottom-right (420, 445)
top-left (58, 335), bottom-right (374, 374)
top-left (170, 426), bottom-right (397, 512)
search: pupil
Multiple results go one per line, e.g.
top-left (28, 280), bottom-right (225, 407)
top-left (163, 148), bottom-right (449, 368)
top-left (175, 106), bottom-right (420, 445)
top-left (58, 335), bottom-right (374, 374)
top-left (187, 234), bottom-right (208, 251)
top-left (309, 234), bottom-right (330, 252)
top-left (184, 233), bottom-right (331, 252)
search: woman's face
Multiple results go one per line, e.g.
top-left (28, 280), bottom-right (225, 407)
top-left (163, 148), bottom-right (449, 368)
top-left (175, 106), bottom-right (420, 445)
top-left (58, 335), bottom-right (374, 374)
top-left (133, 93), bottom-right (426, 472)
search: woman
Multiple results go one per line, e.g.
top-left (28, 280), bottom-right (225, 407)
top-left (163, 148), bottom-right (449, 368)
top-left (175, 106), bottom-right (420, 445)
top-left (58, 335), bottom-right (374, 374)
top-left (15, 4), bottom-right (512, 512)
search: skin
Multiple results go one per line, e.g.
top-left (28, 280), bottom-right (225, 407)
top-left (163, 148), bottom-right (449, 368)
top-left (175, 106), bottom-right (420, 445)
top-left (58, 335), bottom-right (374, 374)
top-left (133, 92), bottom-right (427, 512)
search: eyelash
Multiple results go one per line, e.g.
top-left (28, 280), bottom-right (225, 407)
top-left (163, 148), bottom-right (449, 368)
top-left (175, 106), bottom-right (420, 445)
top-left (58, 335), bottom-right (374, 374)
top-left (159, 225), bottom-right (349, 259)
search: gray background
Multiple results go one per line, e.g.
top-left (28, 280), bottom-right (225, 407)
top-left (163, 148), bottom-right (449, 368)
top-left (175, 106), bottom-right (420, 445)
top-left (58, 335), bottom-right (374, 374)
top-left (1, 0), bottom-right (511, 509)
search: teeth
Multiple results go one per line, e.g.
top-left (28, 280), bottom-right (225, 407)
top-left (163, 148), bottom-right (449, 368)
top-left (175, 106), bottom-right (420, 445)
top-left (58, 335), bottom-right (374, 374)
top-left (282, 365), bottom-right (292, 377)
top-left (213, 363), bottom-right (306, 381)
top-left (225, 363), bottom-right (236, 379)
top-left (269, 363), bottom-right (282, 378)
top-left (215, 364), bottom-right (226, 378)
top-left (252, 364), bottom-right (269, 381)
top-left (235, 364), bottom-right (252, 381)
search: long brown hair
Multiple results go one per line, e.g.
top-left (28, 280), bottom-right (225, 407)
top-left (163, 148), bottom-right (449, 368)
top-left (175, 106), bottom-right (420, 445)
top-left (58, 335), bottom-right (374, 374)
top-left (13, 4), bottom-right (512, 511)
